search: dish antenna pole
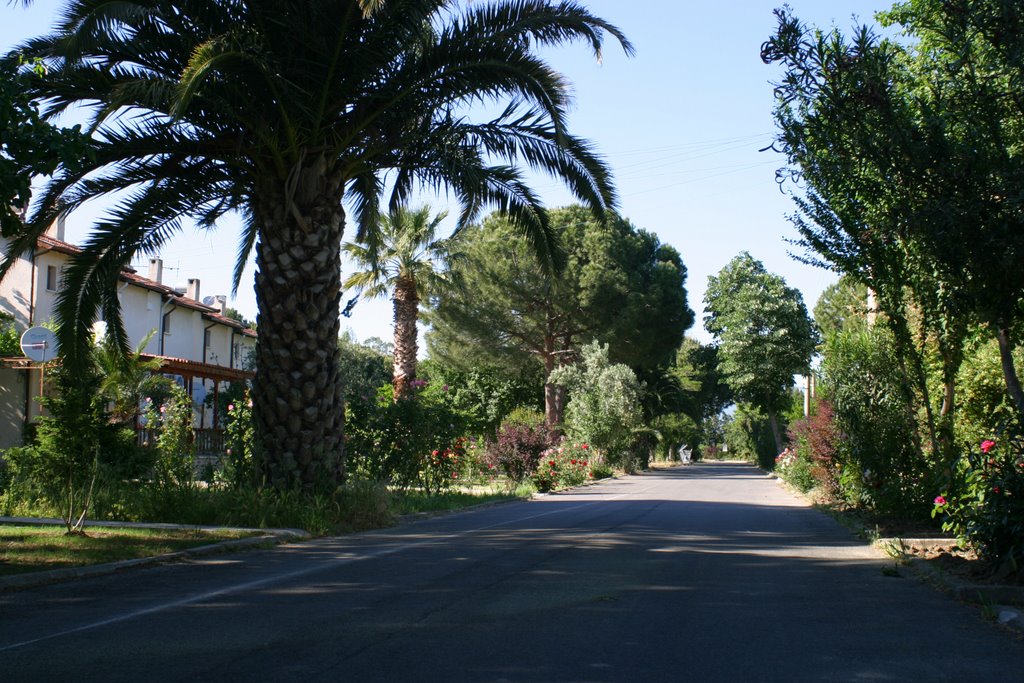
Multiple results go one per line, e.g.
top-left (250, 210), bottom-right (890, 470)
top-left (20, 326), bottom-right (60, 397)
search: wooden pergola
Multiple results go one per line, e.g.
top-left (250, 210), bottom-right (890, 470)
top-left (140, 354), bottom-right (254, 454)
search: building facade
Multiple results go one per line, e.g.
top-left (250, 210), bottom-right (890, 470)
top-left (0, 221), bottom-right (256, 449)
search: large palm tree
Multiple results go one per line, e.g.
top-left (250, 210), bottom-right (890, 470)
top-left (2, 0), bottom-right (631, 490)
top-left (344, 205), bottom-right (460, 399)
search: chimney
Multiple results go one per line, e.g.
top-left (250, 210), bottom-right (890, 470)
top-left (187, 278), bottom-right (200, 302)
top-left (215, 294), bottom-right (227, 314)
top-left (46, 215), bottom-right (66, 241)
top-left (149, 257), bottom-right (163, 284)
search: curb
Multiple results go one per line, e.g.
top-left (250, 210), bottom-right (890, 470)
top-left (0, 518), bottom-right (310, 593)
top-left (875, 537), bottom-right (1024, 634)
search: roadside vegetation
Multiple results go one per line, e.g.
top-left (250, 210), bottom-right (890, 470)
top-left (0, 525), bottom-right (263, 577)
top-left (755, 0), bottom-right (1024, 583)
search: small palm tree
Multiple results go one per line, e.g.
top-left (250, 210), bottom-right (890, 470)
top-left (344, 206), bottom-right (461, 399)
top-left (95, 330), bottom-right (173, 428)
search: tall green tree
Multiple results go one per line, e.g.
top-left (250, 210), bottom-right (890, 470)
top-left (3, 0), bottom-right (632, 490)
top-left (703, 252), bottom-right (818, 452)
top-left (764, 2), bottom-right (1024, 425)
top-left (813, 276), bottom-right (869, 343)
top-left (343, 205), bottom-right (462, 399)
top-left (426, 205), bottom-right (692, 429)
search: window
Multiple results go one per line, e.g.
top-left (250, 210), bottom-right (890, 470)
top-left (45, 265), bottom-right (58, 291)
top-left (162, 311), bottom-right (171, 335)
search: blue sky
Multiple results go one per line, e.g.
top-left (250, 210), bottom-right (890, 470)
top-left (2, 1), bottom-right (886, 345)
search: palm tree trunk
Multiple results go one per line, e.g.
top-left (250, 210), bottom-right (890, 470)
top-left (251, 175), bottom-right (345, 491)
top-left (392, 277), bottom-right (419, 400)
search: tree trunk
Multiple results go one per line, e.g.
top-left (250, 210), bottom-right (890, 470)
top-left (392, 277), bottom-right (419, 400)
top-left (251, 167), bottom-right (345, 491)
top-left (542, 333), bottom-right (564, 438)
top-left (767, 408), bottom-right (784, 455)
top-left (996, 323), bottom-right (1024, 416)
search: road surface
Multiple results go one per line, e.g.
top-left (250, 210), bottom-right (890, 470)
top-left (2, 461), bottom-right (1022, 681)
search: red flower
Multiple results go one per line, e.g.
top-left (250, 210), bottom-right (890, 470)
top-left (549, 460), bottom-right (556, 466)
top-left (581, 443), bottom-right (588, 449)
top-left (981, 439), bottom-right (997, 454)
top-left (432, 450), bottom-right (439, 456)
top-left (993, 486), bottom-right (1001, 494)
top-left (934, 495), bottom-right (947, 506)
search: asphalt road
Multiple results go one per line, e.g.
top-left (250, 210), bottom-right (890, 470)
top-left (2, 462), bottom-right (1022, 682)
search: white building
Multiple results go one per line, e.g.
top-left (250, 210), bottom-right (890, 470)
top-left (0, 220), bottom-right (256, 450)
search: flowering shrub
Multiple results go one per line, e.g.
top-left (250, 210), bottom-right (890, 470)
top-left (220, 392), bottom-right (258, 488)
top-left (345, 383), bottom-right (468, 490)
top-left (773, 446), bottom-right (817, 493)
top-left (143, 385), bottom-right (196, 488)
top-left (933, 426), bottom-right (1024, 572)
top-left (532, 442), bottom-right (593, 492)
top-left (786, 400), bottom-right (842, 497)
top-left (484, 417), bottom-right (550, 486)
top-left (419, 437), bottom-right (467, 495)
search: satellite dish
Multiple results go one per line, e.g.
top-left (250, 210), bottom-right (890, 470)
top-left (202, 296), bottom-right (216, 306)
top-left (20, 326), bottom-right (59, 363)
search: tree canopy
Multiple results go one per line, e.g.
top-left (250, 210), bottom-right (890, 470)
top-left (763, 1), bottom-right (1024, 418)
top-left (703, 252), bottom-right (817, 452)
top-left (0, 56), bottom-right (88, 236)
top-left (343, 205), bottom-right (462, 398)
top-left (426, 205), bottom-right (693, 428)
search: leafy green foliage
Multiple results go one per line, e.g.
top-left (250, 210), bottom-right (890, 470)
top-left (95, 330), bottom-right (174, 427)
top-left (427, 206), bottom-right (692, 426)
top-left (765, 2), bottom-right (1024, 416)
top-left (220, 391), bottom-right (259, 489)
top-left (144, 386), bottom-right (197, 489)
top-left (813, 277), bottom-right (869, 342)
top-left (420, 359), bottom-right (543, 437)
top-left (344, 382), bottom-right (467, 490)
top-left (8, 360), bottom-right (128, 532)
top-left (704, 252), bottom-right (818, 452)
top-left (934, 427), bottom-right (1024, 574)
top-left (343, 205), bottom-right (463, 396)
top-left (9, 0), bottom-right (631, 490)
top-left (785, 400), bottom-right (842, 497)
top-left (551, 341), bottom-right (643, 466)
top-left (822, 327), bottom-right (933, 515)
top-left (0, 312), bottom-right (20, 356)
top-left (723, 403), bottom-right (778, 467)
top-left (337, 332), bottom-right (391, 402)
top-left (0, 56), bottom-right (89, 236)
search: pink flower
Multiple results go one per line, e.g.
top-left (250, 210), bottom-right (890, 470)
top-left (934, 495), bottom-right (946, 506)
top-left (432, 450), bottom-right (439, 456)
top-left (981, 439), bottom-right (997, 454)
top-left (227, 403), bottom-right (235, 412)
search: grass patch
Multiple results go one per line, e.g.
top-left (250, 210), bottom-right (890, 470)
top-left (0, 525), bottom-right (262, 577)
top-left (392, 487), bottom-right (528, 516)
